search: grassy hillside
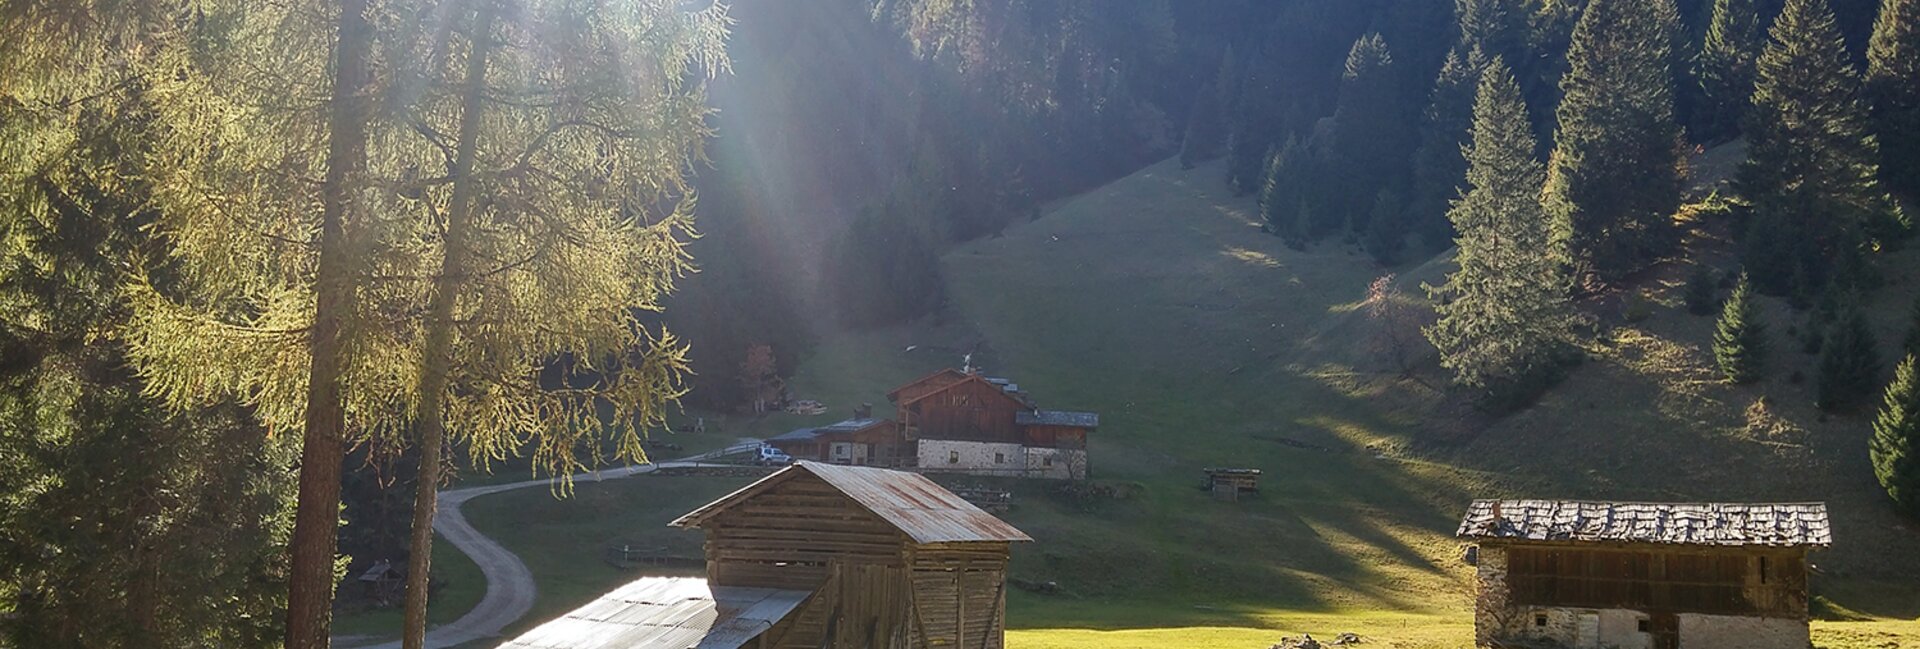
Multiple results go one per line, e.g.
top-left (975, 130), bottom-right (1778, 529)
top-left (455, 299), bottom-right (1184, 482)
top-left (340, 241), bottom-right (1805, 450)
top-left (454, 154), bottom-right (1920, 647)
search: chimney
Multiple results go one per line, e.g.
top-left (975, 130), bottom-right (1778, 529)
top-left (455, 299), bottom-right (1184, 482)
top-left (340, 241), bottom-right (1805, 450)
top-left (1490, 501), bottom-right (1505, 525)
top-left (854, 403), bottom-right (873, 419)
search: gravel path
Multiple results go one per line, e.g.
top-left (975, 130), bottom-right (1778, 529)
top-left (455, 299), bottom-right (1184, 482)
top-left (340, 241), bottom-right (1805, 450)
top-left (338, 444), bottom-right (746, 649)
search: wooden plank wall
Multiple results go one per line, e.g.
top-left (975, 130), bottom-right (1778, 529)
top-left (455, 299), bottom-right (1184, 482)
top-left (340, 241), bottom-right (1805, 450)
top-left (906, 380), bottom-right (1025, 443)
top-left (705, 476), bottom-right (908, 591)
top-left (910, 544), bottom-right (1012, 649)
top-left (1504, 545), bottom-right (1809, 618)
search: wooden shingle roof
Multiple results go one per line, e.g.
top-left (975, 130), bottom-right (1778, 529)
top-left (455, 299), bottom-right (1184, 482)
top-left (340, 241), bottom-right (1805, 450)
top-left (1457, 500), bottom-right (1832, 548)
top-left (670, 462), bottom-right (1032, 544)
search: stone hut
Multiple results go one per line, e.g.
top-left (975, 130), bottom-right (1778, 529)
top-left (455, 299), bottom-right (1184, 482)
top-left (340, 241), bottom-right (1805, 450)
top-left (1458, 499), bottom-right (1830, 649)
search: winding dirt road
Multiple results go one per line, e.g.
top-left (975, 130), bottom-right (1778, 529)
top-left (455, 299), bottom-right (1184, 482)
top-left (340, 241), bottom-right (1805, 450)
top-left (338, 452), bottom-right (733, 649)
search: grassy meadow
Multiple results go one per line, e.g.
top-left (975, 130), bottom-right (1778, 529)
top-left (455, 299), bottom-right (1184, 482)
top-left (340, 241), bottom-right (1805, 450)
top-left (362, 154), bottom-right (1919, 648)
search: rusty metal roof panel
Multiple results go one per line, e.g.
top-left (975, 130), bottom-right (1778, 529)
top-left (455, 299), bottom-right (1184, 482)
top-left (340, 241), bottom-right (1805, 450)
top-left (496, 577), bottom-right (809, 649)
top-left (671, 462), bottom-right (1032, 544)
top-left (1456, 499), bottom-right (1832, 548)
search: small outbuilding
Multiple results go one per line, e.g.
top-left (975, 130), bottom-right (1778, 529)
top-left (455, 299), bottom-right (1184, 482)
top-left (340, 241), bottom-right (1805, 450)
top-left (500, 461), bottom-right (1031, 649)
top-left (1458, 499), bottom-right (1831, 649)
top-left (1201, 468), bottom-right (1261, 501)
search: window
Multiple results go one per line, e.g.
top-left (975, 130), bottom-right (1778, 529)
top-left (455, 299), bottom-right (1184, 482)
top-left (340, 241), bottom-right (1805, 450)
top-left (1042, 456), bottom-right (1054, 468)
top-left (1758, 556), bottom-right (1769, 584)
top-left (1534, 615), bottom-right (1548, 628)
top-left (948, 450), bottom-right (959, 464)
top-left (994, 452), bottom-right (1006, 464)
top-left (1637, 619), bottom-right (1650, 633)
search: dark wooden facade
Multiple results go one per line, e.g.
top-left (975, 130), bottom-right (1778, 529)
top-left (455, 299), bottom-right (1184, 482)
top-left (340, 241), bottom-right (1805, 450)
top-left (896, 374), bottom-right (1028, 443)
top-left (1021, 424), bottom-right (1088, 448)
top-left (672, 463), bottom-right (1030, 649)
top-left (1501, 542), bottom-right (1809, 619)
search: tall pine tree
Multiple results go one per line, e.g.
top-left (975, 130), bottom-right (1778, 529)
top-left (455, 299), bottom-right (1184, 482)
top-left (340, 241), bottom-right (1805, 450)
top-left (1545, 0), bottom-right (1687, 287)
top-left (1407, 46), bottom-right (1487, 249)
top-left (1696, 0), bottom-right (1769, 143)
top-left (1327, 33), bottom-right (1413, 239)
top-left (1714, 274), bottom-right (1770, 382)
top-left (1868, 0), bottom-right (1920, 198)
top-left (1426, 60), bottom-right (1577, 401)
top-left (1872, 354), bottom-right (1920, 517)
top-left (1740, 0), bottom-right (1900, 294)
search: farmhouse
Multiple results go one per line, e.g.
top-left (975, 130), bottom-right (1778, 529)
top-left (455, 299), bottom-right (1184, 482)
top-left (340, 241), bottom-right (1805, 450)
top-left (1458, 499), bottom-right (1831, 649)
top-left (498, 461), bottom-right (1030, 649)
top-left (765, 415), bottom-right (908, 467)
top-left (888, 368), bottom-right (1097, 479)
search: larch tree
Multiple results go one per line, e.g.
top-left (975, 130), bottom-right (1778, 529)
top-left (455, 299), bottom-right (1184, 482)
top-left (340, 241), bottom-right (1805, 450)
top-left (1714, 274), bottom-right (1770, 383)
top-left (378, 1), bottom-right (730, 645)
top-left (116, 2), bottom-right (727, 648)
top-left (1544, 0), bottom-right (1686, 287)
top-left (1739, 0), bottom-right (1901, 295)
top-left (1868, 0), bottom-right (1920, 198)
top-left (1695, 0), bottom-right (1769, 143)
top-left (1425, 60), bottom-right (1577, 401)
top-left (1407, 46), bottom-right (1487, 249)
top-left (1874, 354), bottom-right (1920, 517)
top-left (118, 1), bottom-right (395, 644)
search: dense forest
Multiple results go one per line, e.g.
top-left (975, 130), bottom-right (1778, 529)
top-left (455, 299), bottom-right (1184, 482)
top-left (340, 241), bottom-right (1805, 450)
top-left (2, 0), bottom-right (1919, 647)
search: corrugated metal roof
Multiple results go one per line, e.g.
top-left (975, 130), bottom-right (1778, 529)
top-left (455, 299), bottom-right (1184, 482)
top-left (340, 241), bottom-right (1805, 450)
top-left (818, 418), bottom-right (882, 432)
top-left (768, 427), bottom-right (820, 442)
top-left (671, 462), bottom-right (1032, 544)
top-left (1014, 410), bottom-right (1100, 427)
top-left (1456, 500), bottom-right (1832, 548)
top-left (497, 577), bottom-right (809, 649)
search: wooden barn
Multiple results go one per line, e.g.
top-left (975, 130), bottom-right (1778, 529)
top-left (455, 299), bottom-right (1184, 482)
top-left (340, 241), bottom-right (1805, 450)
top-left (1458, 499), bottom-right (1831, 649)
top-left (499, 462), bottom-right (1030, 649)
top-left (887, 369), bottom-right (1097, 479)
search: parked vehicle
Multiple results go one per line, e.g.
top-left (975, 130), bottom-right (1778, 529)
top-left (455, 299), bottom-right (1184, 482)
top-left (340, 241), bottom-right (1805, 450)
top-left (755, 445), bottom-right (794, 466)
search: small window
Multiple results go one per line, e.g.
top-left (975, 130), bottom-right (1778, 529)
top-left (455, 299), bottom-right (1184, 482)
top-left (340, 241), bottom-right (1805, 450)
top-left (994, 452), bottom-right (1006, 464)
top-left (948, 450), bottom-right (959, 464)
top-left (1637, 619), bottom-right (1651, 633)
top-left (1534, 614), bottom-right (1548, 628)
top-left (1758, 556), bottom-right (1769, 584)
top-left (1042, 456), bottom-right (1054, 468)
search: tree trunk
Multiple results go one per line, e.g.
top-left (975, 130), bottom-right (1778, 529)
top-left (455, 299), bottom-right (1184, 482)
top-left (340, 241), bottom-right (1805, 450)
top-left (402, 3), bottom-right (495, 647)
top-left (286, 0), bottom-right (376, 646)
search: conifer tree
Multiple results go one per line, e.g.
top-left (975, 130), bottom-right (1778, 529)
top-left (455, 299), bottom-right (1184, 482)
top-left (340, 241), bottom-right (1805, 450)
top-left (1545, 0), bottom-right (1687, 286)
top-left (1872, 354), bottom-right (1920, 517)
top-left (1179, 81), bottom-right (1226, 169)
top-left (1740, 0), bottom-right (1901, 294)
top-left (1903, 297), bottom-right (1920, 358)
top-left (116, 2), bottom-right (729, 645)
top-left (1408, 47), bottom-right (1487, 248)
top-left (1262, 137), bottom-right (1313, 249)
top-left (1328, 33), bottom-right (1412, 236)
top-left (1696, 0), bottom-right (1769, 142)
top-left (1714, 274), bottom-right (1770, 382)
top-left (1426, 60), bottom-right (1577, 400)
top-left (1868, 0), bottom-right (1920, 198)
top-left (1817, 301), bottom-right (1884, 411)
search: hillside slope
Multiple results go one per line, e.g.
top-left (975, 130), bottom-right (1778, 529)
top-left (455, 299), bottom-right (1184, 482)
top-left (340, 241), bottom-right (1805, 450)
top-left (932, 155), bottom-right (1920, 640)
top-left (450, 154), bottom-right (1920, 648)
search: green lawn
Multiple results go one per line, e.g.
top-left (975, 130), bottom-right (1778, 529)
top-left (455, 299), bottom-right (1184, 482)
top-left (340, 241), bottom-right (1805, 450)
top-left (446, 154), bottom-right (1920, 647)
